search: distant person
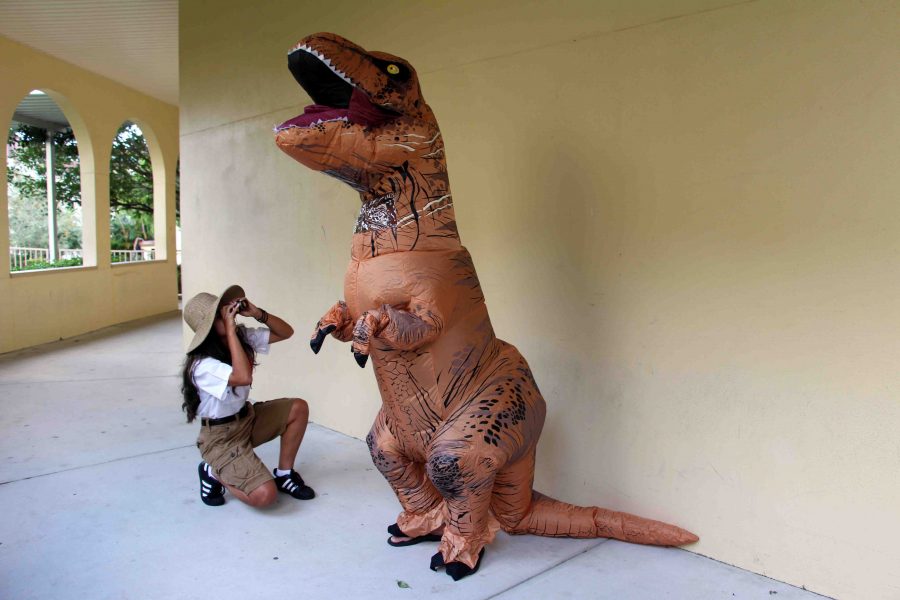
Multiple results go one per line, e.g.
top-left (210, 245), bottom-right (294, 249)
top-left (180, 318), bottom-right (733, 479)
top-left (181, 285), bottom-right (315, 507)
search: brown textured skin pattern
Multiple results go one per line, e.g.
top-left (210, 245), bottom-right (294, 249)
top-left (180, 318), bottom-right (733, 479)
top-left (276, 32), bottom-right (698, 570)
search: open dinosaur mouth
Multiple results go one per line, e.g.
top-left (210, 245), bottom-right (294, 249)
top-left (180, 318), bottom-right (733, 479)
top-left (276, 46), bottom-right (396, 131)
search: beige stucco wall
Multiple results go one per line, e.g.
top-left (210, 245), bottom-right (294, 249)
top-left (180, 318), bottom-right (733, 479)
top-left (179, 1), bottom-right (900, 598)
top-left (0, 36), bottom-right (180, 353)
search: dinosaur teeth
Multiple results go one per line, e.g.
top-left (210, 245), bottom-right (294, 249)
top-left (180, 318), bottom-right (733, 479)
top-left (313, 116), bottom-right (349, 126)
top-left (273, 115), bottom-right (348, 132)
top-left (288, 44), bottom-right (355, 86)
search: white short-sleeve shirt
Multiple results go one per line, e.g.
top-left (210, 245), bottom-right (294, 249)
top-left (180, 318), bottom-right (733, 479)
top-left (192, 326), bottom-right (270, 419)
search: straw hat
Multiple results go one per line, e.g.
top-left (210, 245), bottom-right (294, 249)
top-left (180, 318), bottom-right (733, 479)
top-left (183, 284), bottom-right (245, 353)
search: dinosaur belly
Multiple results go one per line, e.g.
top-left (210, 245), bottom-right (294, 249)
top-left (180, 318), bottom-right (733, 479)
top-left (344, 247), bottom-right (498, 433)
top-left (343, 248), bottom-right (481, 323)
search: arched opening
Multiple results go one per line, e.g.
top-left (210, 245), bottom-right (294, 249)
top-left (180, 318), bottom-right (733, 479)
top-left (7, 90), bottom-right (83, 271)
top-left (109, 121), bottom-right (156, 263)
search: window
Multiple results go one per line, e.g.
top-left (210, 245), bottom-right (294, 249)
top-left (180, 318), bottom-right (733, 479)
top-left (7, 90), bottom-right (82, 271)
top-left (109, 121), bottom-right (155, 263)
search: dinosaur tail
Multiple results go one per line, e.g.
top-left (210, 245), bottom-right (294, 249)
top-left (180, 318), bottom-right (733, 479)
top-left (511, 491), bottom-right (698, 546)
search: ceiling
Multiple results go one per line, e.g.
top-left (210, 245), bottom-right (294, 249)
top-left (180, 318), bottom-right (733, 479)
top-left (12, 91), bottom-right (70, 130)
top-left (0, 0), bottom-right (178, 105)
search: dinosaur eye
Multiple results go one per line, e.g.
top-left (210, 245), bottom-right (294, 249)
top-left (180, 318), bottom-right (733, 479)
top-left (386, 64), bottom-right (400, 75)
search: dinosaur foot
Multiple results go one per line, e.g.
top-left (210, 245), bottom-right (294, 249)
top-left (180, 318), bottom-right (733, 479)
top-left (386, 523), bottom-right (443, 547)
top-left (430, 548), bottom-right (485, 581)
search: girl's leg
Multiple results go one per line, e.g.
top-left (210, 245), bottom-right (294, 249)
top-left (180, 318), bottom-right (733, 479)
top-left (199, 407), bottom-right (281, 508)
top-left (278, 398), bottom-right (309, 470)
top-left (250, 398), bottom-right (314, 499)
top-left (221, 479), bottom-right (277, 508)
top-left (250, 398), bottom-right (309, 469)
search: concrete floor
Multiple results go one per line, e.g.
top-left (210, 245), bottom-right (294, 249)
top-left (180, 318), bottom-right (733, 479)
top-left (0, 313), bottom-right (830, 600)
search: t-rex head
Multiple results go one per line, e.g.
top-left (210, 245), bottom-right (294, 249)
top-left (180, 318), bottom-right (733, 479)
top-left (275, 32), bottom-right (444, 196)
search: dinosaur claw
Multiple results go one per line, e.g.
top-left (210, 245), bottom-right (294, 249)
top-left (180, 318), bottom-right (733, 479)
top-left (429, 552), bottom-right (445, 572)
top-left (353, 351), bottom-right (369, 368)
top-left (310, 324), bottom-right (337, 354)
top-left (446, 562), bottom-right (472, 581)
top-left (444, 549), bottom-right (485, 581)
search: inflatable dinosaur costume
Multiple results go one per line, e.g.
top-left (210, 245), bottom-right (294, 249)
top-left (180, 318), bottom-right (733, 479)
top-left (275, 32), bottom-right (698, 580)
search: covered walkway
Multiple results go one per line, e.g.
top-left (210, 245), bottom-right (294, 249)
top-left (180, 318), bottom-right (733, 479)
top-left (0, 314), bottom-right (825, 599)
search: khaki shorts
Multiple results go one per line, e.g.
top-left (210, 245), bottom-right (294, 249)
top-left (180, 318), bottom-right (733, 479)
top-left (196, 399), bottom-right (293, 495)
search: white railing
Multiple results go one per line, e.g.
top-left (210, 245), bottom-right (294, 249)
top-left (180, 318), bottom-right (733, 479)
top-left (9, 247), bottom-right (49, 270)
top-left (59, 249), bottom-right (83, 260)
top-left (111, 249), bottom-right (155, 263)
top-left (9, 247), bottom-right (155, 270)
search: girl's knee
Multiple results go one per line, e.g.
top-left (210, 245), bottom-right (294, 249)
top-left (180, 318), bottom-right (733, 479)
top-left (249, 481), bottom-right (277, 507)
top-left (291, 398), bottom-right (309, 415)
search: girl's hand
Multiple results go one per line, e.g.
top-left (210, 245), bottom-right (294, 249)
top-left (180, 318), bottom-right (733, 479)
top-left (220, 302), bottom-right (240, 332)
top-left (236, 297), bottom-right (263, 320)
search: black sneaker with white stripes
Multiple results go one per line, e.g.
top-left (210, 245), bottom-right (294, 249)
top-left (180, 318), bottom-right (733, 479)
top-left (273, 469), bottom-right (315, 500)
top-left (198, 462), bottom-right (225, 506)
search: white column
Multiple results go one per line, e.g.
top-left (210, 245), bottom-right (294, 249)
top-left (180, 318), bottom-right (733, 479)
top-left (45, 129), bottom-right (58, 262)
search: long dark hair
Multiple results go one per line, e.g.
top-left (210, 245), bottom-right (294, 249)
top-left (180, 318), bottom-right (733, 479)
top-left (181, 324), bottom-right (257, 423)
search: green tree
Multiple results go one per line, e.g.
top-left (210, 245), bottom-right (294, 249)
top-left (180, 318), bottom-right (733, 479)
top-left (109, 123), bottom-right (154, 249)
top-left (7, 126), bottom-right (82, 252)
top-left (7, 121), bottom-right (179, 251)
top-left (6, 125), bottom-right (81, 209)
top-left (7, 185), bottom-right (82, 249)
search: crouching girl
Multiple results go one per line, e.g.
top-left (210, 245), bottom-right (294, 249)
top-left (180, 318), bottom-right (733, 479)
top-left (181, 284), bottom-right (315, 507)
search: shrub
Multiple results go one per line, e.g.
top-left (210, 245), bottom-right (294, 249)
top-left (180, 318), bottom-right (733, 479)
top-left (11, 257), bottom-right (84, 272)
